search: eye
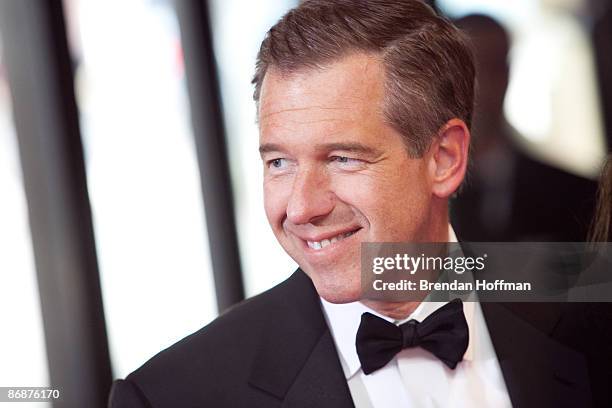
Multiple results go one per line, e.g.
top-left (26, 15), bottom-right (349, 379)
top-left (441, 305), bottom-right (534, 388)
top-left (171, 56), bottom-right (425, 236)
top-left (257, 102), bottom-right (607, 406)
top-left (331, 156), bottom-right (362, 166)
top-left (267, 158), bottom-right (288, 169)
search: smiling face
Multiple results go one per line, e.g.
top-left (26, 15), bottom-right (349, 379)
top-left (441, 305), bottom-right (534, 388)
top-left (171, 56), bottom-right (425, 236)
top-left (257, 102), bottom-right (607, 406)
top-left (258, 53), bottom-right (448, 303)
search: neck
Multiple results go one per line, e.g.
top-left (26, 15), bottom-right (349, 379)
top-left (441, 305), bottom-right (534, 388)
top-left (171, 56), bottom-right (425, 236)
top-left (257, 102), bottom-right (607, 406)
top-left (360, 299), bottom-right (422, 320)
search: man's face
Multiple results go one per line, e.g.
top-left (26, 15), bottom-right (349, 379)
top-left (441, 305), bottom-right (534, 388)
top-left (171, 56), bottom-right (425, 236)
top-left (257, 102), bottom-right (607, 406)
top-left (258, 54), bottom-right (437, 303)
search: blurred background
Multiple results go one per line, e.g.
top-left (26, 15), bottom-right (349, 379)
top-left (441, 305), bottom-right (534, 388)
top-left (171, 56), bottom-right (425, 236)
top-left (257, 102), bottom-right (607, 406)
top-left (0, 0), bottom-right (610, 407)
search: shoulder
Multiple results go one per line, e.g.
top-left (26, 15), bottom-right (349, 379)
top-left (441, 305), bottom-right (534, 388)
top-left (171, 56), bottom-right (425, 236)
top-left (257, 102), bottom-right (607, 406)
top-left (131, 271), bottom-right (299, 374)
top-left (116, 270), bottom-right (311, 406)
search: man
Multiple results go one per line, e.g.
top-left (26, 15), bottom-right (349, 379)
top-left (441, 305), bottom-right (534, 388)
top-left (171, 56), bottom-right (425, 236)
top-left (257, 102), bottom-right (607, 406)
top-left (109, 1), bottom-right (611, 407)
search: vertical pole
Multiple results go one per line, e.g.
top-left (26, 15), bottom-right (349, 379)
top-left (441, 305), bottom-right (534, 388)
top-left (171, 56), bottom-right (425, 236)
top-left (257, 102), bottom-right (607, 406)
top-left (0, 1), bottom-right (112, 406)
top-left (174, 0), bottom-right (245, 311)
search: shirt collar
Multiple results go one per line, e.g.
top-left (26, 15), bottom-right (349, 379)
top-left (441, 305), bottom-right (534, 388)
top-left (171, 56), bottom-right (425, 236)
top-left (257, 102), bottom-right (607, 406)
top-left (320, 224), bottom-right (475, 379)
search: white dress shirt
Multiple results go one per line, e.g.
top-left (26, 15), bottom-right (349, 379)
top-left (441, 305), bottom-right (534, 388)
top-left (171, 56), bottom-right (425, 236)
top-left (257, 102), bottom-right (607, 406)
top-left (320, 227), bottom-right (512, 408)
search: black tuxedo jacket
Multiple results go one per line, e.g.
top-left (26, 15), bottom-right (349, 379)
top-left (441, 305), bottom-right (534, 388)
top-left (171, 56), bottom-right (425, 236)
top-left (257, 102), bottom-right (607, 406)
top-left (109, 270), bottom-right (612, 407)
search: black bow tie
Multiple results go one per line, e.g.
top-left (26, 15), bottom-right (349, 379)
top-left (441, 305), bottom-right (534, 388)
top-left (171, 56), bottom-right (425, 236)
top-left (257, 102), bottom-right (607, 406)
top-left (355, 299), bottom-right (469, 375)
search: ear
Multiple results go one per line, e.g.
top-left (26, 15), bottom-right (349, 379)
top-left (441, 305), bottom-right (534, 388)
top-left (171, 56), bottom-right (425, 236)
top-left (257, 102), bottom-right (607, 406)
top-left (427, 119), bottom-right (470, 199)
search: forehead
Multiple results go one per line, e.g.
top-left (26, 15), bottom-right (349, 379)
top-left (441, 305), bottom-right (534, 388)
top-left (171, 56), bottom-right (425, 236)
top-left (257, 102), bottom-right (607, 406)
top-left (258, 53), bottom-right (386, 128)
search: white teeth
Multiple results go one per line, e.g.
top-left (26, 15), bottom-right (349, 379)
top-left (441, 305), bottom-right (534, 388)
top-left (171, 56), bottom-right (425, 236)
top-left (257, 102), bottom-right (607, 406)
top-left (307, 230), bottom-right (358, 251)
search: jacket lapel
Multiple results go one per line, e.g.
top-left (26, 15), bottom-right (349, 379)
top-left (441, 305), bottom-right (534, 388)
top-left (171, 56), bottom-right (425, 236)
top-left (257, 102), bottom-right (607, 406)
top-left (282, 329), bottom-right (355, 408)
top-left (482, 302), bottom-right (591, 407)
top-left (248, 270), bottom-right (354, 408)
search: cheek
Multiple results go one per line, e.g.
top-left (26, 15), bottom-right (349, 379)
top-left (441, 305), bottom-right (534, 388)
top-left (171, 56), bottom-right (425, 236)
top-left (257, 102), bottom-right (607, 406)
top-left (263, 179), bottom-right (290, 229)
top-left (330, 175), bottom-right (378, 213)
top-left (332, 164), bottom-right (430, 232)
top-left (383, 168), bottom-right (431, 234)
top-left (332, 169), bottom-right (419, 211)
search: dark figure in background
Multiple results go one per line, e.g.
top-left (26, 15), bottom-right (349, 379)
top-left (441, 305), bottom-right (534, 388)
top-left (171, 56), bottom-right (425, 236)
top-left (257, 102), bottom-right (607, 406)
top-left (451, 14), bottom-right (598, 242)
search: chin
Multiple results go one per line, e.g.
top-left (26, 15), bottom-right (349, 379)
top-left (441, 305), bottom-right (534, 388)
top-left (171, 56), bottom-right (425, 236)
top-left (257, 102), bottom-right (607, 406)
top-left (307, 269), bottom-right (362, 304)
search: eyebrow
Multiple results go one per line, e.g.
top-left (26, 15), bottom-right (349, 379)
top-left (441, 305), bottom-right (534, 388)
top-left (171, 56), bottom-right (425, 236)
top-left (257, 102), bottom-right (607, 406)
top-left (259, 142), bottom-right (383, 157)
top-left (259, 143), bottom-right (285, 155)
top-left (318, 142), bottom-right (383, 156)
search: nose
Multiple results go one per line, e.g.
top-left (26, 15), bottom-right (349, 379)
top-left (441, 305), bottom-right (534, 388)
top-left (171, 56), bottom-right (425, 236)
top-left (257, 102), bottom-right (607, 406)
top-left (286, 167), bottom-right (334, 225)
